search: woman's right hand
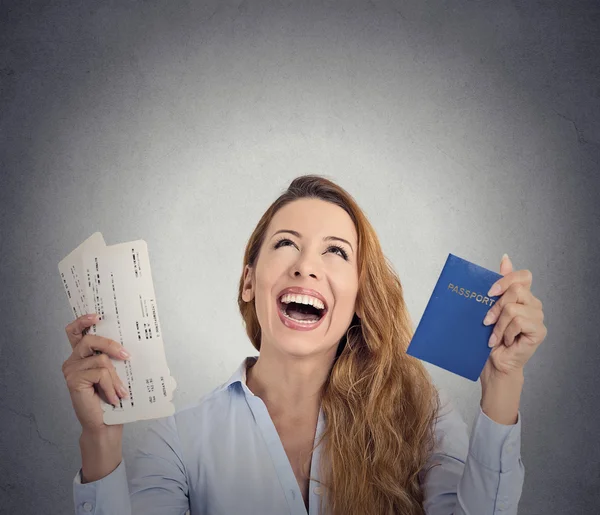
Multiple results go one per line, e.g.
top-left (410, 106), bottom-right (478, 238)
top-left (62, 314), bottom-right (130, 436)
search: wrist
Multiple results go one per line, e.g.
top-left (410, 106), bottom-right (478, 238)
top-left (80, 424), bottom-right (123, 440)
top-left (480, 370), bottom-right (524, 425)
top-left (481, 367), bottom-right (524, 392)
top-left (79, 428), bottom-right (123, 483)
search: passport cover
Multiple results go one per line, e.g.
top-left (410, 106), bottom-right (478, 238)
top-left (406, 253), bottom-right (503, 382)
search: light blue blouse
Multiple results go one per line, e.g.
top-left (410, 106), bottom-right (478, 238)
top-left (73, 356), bottom-right (524, 514)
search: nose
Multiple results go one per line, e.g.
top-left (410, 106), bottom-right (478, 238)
top-left (292, 252), bottom-right (321, 280)
top-left (294, 270), bottom-right (317, 279)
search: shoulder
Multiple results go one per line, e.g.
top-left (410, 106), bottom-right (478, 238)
top-left (141, 382), bottom-right (235, 448)
top-left (433, 388), bottom-right (469, 440)
top-left (418, 387), bottom-right (469, 483)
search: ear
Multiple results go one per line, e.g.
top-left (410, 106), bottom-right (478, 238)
top-left (241, 265), bottom-right (255, 303)
top-left (355, 301), bottom-right (363, 320)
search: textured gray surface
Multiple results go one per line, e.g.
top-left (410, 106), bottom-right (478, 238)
top-left (1, 0), bottom-right (599, 513)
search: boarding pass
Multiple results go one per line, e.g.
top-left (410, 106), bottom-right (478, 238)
top-left (59, 232), bottom-right (177, 424)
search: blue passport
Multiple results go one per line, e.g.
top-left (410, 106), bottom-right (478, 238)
top-left (406, 253), bottom-right (503, 382)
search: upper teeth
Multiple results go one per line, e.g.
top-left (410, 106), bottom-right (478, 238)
top-left (280, 293), bottom-right (325, 310)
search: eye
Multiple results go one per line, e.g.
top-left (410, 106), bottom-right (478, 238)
top-left (273, 237), bottom-right (297, 249)
top-left (327, 245), bottom-right (349, 261)
top-left (273, 237), bottom-right (349, 261)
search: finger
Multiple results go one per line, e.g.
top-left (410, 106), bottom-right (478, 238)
top-left (503, 313), bottom-right (541, 347)
top-left (63, 353), bottom-right (129, 398)
top-left (65, 314), bottom-right (99, 349)
top-left (487, 269), bottom-right (533, 297)
top-left (483, 283), bottom-right (537, 326)
top-left (75, 334), bottom-right (131, 361)
top-left (488, 303), bottom-right (539, 348)
top-left (97, 367), bottom-right (122, 406)
top-left (68, 368), bottom-right (122, 406)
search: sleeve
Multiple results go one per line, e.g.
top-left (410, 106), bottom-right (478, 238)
top-left (72, 415), bottom-right (190, 515)
top-left (419, 388), bottom-right (525, 515)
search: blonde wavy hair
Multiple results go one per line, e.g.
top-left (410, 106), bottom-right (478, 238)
top-left (237, 175), bottom-right (442, 515)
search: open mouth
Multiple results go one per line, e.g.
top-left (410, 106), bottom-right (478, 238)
top-left (277, 295), bottom-right (328, 325)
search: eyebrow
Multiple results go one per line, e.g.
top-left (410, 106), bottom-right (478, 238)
top-left (271, 229), bottom-right (354, 252)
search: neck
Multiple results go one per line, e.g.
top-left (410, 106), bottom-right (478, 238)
top-left (245, 347), bottom-right (335, 420)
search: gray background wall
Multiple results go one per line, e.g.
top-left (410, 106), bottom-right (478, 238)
top-left (1, 0), bottom-right (599, 513)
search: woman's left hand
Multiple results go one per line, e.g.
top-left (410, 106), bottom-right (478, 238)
top-left (480, 254), bottom-right (547, 379)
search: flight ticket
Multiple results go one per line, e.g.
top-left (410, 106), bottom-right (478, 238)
top-left (59, 232), bottom-right (177, 424)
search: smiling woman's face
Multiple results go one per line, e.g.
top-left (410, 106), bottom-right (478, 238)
top-left (242, 198), bottom-right (360, 357)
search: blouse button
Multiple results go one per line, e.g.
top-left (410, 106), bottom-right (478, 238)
top-left (314, 486), bottom-right (323, 495)
top-left (82, 502), bottom-right (93, 512)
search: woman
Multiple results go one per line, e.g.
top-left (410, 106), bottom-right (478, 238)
top-left (64, 175), bottom-right (546, 514)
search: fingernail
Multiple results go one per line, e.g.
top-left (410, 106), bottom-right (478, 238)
top-left (119, 349), bottom-right (131, 359)
top-left (86, 314), bottom-right (97, 321)
top-left (488, 334), bottom-right (498, 347)
top-left (483, 312), bottom-right (494, 326)
top-left (488, 284), bottom-right (501, 296)
top-left (119, 385), bottom-right (129, 398)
